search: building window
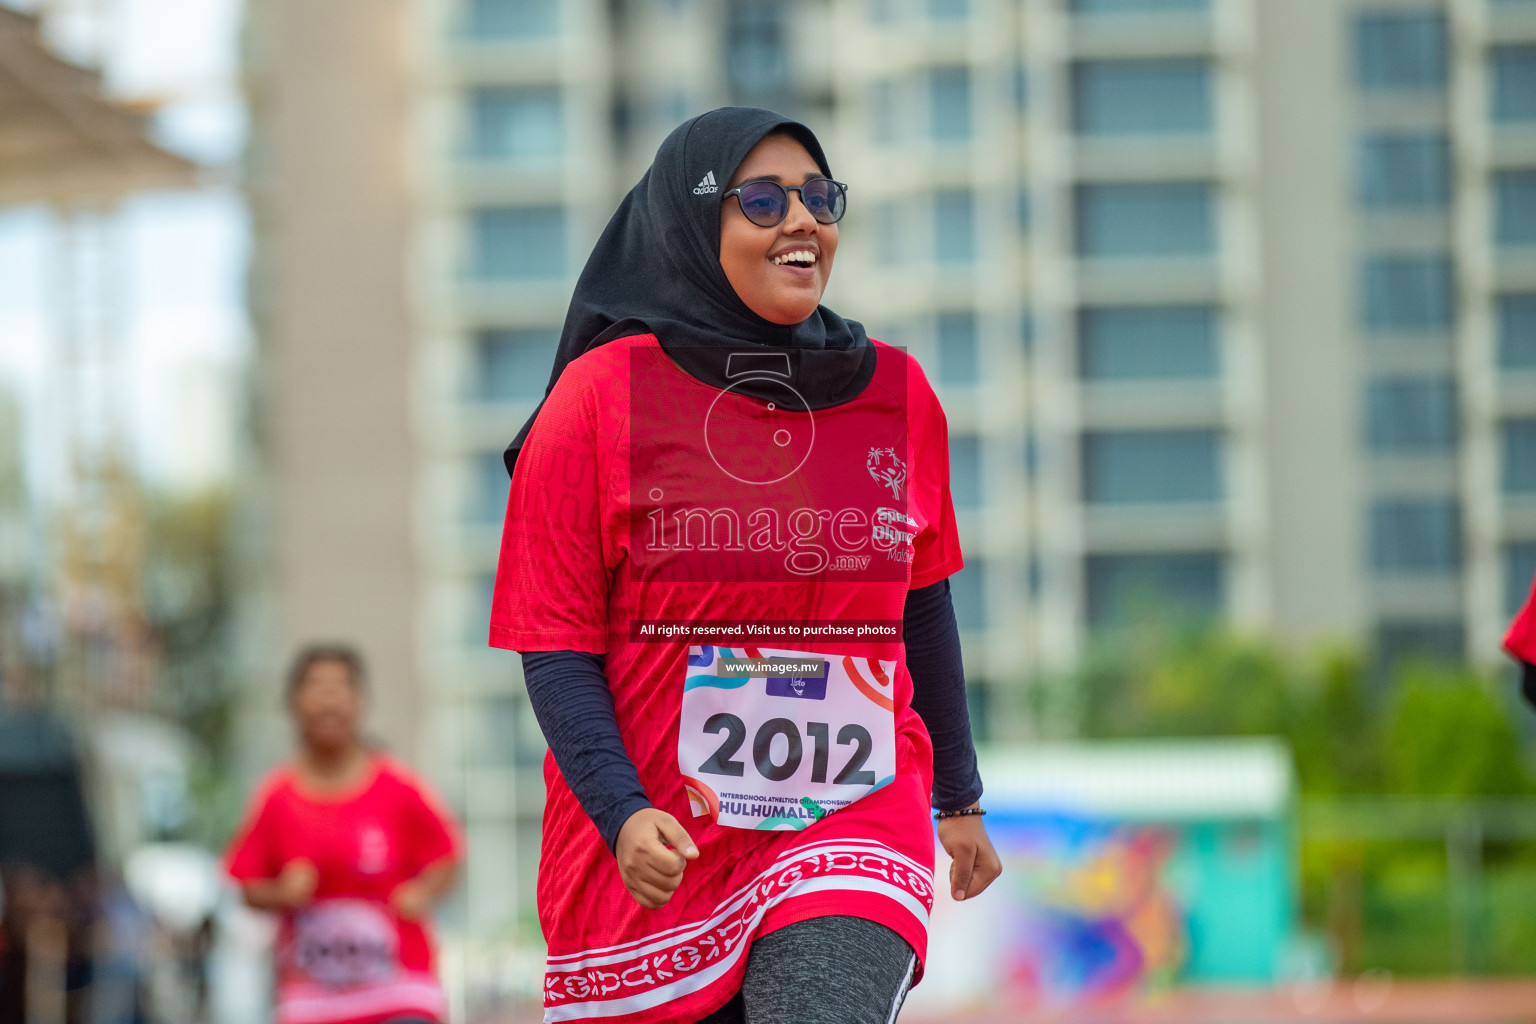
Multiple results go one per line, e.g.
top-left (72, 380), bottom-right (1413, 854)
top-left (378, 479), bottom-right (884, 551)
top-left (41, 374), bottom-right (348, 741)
top-left (1366, 376), bottom-right (1456, 453)
top-left (479, 693), bottom-right (547, 769)
top-left (1375, 620), bottom-right (1464, 669)
top-left (1495, 170), bottom-right (1536, 247)
top-left (1499, 293), bottom-right (1536, 368)
top-left (929, 66), bottom-right (972, 141)
top-left (475, 328), bottom-right (558, 401)
top-left (871, 81), bottom-right (897, 144)
top-left (1492, 46), bottom-right (1536, 122)
top-left (1078, 305), bottom-right (1218, 380)
top-left (1081, 429), bottom-right (1221, 504)
top-left (471, 451), bottom-right (511, 524)
top-left (1356, 12), bottom-right (1447, 92)
top-left (966, 679), bottom-right (993, 743)
top-left (876, 202), bottom-right (901, 265)
top-left (1069, 0), bottom-right (1208, 12)
top-left (937, 311), bottom-right (977, 384)
top-left (472, 573), bottom-right (498, 645)
top-left (1370, 498), bottom-right (1460, 573)
top-left (1071, 58), bottom-right (1211, 135)
top-left (935, 190), bottom-right (975, 263)
top-left (469, 86), bottom-right (562, 160)
top-left (1508, 543), bottom-right (1536, 616)
top-left (949, 434), bottom-right (982, 508)
top-left (1362, 255), bottom-right (1453, 334)
top-left (472, 207), bottom-right (566, 279)
top-left (1085, 552), bottom-right (1223, 630)
top-left (1503, 419), bottom-right (1536, 493)
top-left (949, 563), bottom-right (986, 630)
top-left (1359, 133), bottom-right (1449, 208)
top-left (1075, 182), bottom-right (1215, 258)
top-left (727, 1), bottom-right (787, 99)
top-left (649, 93), bottom-right (691, 131)
top-left (465, 0), bottom-right (558, 37)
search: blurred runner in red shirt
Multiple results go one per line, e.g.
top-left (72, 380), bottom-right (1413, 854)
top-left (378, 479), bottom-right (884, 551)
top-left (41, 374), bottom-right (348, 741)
top-left (1505, 579), bottom-right (1536, 710)
top-left (226, 646), bottom-right (462, 1024)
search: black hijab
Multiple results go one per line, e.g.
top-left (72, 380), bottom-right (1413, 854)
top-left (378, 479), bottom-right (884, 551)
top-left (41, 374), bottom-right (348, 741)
top-left (502, 106), bottom-right (877, 477)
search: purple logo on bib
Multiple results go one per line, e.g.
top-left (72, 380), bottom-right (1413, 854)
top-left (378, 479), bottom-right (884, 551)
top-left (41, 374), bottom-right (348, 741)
top-left (765, 658), bottom-right (828, 700)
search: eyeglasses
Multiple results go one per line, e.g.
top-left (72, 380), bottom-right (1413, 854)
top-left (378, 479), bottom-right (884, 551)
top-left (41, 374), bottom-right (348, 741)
top-left (722, 177), bottom-right (849, 228)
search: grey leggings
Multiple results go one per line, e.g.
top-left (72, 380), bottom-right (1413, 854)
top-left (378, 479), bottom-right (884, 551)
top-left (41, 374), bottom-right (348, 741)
top-left (691, 916), bottom-right (917, 1024)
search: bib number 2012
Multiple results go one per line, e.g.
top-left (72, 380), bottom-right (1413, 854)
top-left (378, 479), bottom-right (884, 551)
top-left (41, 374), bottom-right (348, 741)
top-left (697, 713), bottom-right (876, 786)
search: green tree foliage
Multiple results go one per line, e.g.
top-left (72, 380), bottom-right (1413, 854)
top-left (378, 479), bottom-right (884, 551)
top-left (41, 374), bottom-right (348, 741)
top-left (142, 488), bottom-right (240, 842)
top-left (1067, 627), bottom-right (1536, 975)
top-left (1075, 627), bottom-right (1532, 798)
top-left (1382, 664), bottom-right (1529, 798)
top-left (1286, 651), bottom-right (1383, 794)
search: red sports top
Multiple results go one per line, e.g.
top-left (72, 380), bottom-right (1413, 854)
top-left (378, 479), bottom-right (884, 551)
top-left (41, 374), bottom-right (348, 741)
top-left (225, 756), bottom-right (462, 1024)
top-left (1506, 575), bottom-right (1536, 663)
top-left (490, 335), bottom-right (964, 1023)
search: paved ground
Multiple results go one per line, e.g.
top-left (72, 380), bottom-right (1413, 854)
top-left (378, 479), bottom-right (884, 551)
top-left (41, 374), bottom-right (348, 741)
top-left (902, 980), bottom-right (1536, 1024)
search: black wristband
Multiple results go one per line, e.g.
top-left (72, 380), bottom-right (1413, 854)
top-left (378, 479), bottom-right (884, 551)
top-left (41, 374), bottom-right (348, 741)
top-left (934, 807), bottom-right (986, 820)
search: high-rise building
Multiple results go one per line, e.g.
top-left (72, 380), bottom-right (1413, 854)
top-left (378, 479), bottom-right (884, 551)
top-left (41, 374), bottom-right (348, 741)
top-left (244, 0), bottom-right (1536, 941)
top-left (832, 0), bottom-right (1536, 715)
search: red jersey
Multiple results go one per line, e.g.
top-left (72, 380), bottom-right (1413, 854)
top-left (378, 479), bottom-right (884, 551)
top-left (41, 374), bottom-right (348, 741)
top-left (1507, 575), bottom-right (1536, 664)
top-left (224, 756), bottom-right (462, 1024)
top-left (490, 335), bottom-right (964, 1023)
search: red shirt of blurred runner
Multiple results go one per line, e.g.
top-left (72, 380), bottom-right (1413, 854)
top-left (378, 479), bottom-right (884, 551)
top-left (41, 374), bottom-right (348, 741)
top-left (225, 756), bottom-right (462, 1024)
top-left (1507, 573), bottom-right (1536, 663)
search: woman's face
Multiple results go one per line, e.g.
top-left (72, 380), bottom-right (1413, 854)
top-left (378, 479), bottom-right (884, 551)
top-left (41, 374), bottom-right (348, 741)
top-left (290, 659), bottom-right (362, 755)
top-left (719, 134), bottom-right (839, 325)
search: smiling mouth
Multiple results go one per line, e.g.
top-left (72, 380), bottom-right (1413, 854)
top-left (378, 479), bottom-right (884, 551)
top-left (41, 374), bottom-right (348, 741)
top-left (770, 250), bottom-right (818, 267)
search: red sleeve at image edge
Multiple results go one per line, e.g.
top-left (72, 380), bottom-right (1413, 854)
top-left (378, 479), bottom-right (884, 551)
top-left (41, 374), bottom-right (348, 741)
top-left (1505, 577), bottom-right (1536, 664)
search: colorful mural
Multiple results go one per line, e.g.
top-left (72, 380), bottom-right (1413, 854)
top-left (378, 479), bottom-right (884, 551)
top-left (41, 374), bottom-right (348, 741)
top-left (906, 743), bottom-right (1296, 1017)
top-left (999, 815), bottom-right (1187, 1005)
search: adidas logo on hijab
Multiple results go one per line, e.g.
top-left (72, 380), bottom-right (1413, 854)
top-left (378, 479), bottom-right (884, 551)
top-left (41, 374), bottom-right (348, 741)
top-left (693, 170), bottom-right (718, 195)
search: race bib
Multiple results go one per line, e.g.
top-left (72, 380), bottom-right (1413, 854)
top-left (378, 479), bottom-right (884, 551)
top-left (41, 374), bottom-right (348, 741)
top-left (679, 645), bottom-right (897, 830)
top-left (289, 899), bottom-right (399, 989)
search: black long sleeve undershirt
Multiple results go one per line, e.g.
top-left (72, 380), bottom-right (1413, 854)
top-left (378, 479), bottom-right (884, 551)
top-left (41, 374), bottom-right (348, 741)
top-left (903, 578), bottom-right (985, 812)
top-left (520, 578), bottom-right (984, 853)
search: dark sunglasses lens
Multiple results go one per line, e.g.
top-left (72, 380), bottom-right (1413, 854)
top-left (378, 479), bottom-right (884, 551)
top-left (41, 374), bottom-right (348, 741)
top-left (802, 179), bottom-right (846, 224)
top-left (737, 182), bottom-right (788, 226)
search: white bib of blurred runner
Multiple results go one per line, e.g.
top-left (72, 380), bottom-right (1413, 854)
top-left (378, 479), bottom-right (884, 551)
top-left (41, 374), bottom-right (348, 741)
top-left (290, 899), bottom-right (399, 989)
top-left (678, 645), bottom-right (898, 830)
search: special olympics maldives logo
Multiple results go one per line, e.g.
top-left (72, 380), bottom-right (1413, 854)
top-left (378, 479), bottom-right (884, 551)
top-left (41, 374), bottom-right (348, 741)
top-left (866, 447), bottom-right (906, 500)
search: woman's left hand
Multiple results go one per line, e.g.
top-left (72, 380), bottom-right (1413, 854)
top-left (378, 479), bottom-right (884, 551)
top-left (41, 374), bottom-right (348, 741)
top-left (936, 804), bottom-right (1002, 902)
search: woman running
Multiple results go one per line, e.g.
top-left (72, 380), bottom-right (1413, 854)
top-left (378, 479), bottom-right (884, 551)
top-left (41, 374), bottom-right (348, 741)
top-left (225, 646), bottom-right (462, 1024)
top-left (490, 106), bottom-right (1001, 1024)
